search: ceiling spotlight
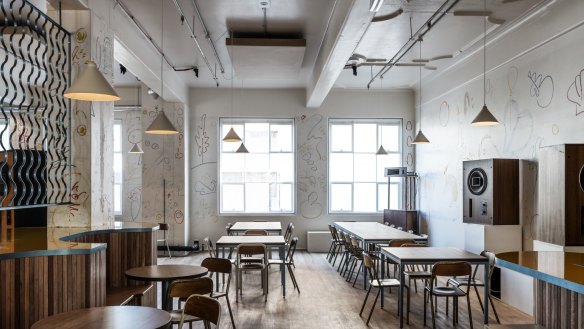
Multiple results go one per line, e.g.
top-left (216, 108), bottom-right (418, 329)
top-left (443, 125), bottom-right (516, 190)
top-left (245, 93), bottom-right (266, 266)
top-left (352, 65), bottom-right (358, 76)
top-left (147, 88), bottom-right (155, 95)
top-left (193, 67), bottom-right (199, 78)
top-left (119, 64), bottom-right (127, 75)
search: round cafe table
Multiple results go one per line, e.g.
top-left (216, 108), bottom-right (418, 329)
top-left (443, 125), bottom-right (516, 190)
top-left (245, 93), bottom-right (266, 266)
top-left (125, 264), bottom-right (208, 310)
top-left (31, 306), bottom-right (170, 329)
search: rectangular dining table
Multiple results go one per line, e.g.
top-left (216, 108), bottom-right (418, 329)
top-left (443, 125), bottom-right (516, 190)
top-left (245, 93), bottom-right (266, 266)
top-left (334, 222), bottom-right (427, 287)
top-left (229, 221), bottom-right (283, 235)
top-left (216, 235), bottom-right (287, 297)
top-left (380, 246), bottom-right (489, 328)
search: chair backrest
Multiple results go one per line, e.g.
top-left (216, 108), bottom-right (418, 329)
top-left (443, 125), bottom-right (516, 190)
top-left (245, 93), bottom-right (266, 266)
top-left (286, 237), bottom-right (298, 263)
top-left (388, 239), bottom-right (416, 247)
top-left (431, 261), bottom-right (472, 291)
top-left (350, 237), bottom-right (361, 249)
top-left (400, 243), bottom-right (424, 247)
top-left (203, 237), bottom-right (216, 258)
top-left (284, 223), bottom-right (294, 243)
top-left (201, 257), bottom-right (232, 274)
top-left (481, 250), bottom-right (496, 280)
top-left (226, 223), bottom-right (233, 236)
top-left (362, 252), bottom-right (380, 283)
top-left (158, 223), bottom-right (169, 231)
top-left (244, 229), bottom-right (268, 236)
top-left (181, 294), bottom-right (221, 328)
top-left (166, 277), bottom-right (214, 309)
top-left (237, 243), bottom-right (267, 263)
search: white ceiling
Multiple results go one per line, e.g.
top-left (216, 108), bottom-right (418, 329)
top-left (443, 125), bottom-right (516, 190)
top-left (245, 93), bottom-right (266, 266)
top-left (111, 0), bottom-right (550, 95)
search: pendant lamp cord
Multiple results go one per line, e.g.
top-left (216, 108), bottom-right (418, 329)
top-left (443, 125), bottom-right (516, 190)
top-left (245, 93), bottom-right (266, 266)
top-left (419, 39), bottom-right (422, 131)
top-left (483, 0), bottom-right (486, 106)
top-left (160, 0), bottom-right (164, 104)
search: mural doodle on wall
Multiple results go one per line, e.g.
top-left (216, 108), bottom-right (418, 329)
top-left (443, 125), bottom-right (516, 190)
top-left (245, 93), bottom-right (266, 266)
top-left (297, 114), bottom-right (326, 219)
top-left (507, 66), bottom-right (519, 96)
top-left (439, 101), bottom-right (450, 127)
top-left (195, 114), bottom-right (211, 161)
top-left (527, 70), bottom-right (554, 108)
top-left (127, 186), bottom-right (142, 221)
top-left (194, 175), bottom-right (217, 195)
top-left (567, 68), bottom-right (584, 115)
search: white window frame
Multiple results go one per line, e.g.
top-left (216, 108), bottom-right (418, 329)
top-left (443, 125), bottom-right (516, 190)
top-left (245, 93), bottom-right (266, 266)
top-left (218, 117), bottom-right (296, 215)
top-left (328, 118), bottom-right (403, 215)
top-left (113, 119), bottom-right (123, 216)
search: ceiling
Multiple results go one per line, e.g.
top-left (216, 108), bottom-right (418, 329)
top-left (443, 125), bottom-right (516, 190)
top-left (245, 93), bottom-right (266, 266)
top-left (109, 0), bottom-right (551, 97)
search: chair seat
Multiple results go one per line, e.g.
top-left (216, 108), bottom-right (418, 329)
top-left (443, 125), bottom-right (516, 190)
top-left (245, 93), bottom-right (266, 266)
top-left (169, 309), bottom-right (201, 324)
top-left (448, 277), bottom-right (484, 286)
top-left (429, 286), bottom-right (466, 297)
top-left (238, 263), bottom-right (266, 270)
top-left (369, 278), bottom-right (401, 288)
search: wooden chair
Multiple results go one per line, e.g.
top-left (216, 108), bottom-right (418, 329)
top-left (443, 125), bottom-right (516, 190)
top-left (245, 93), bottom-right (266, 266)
top-left (401, 243), bottom-right (432, 294)
top-left (157, 223), bottom-right (171, 258)
top-left (236, 243), bottom-right (268, 302)
top-left (284, 223), bottom-right (294, 243)
top-left (180, 294), bottom-right (221, 329)
top-left (268, 237), bottom-right (300, 293)
top-left (327, 225), bottom-right (344, 265)
top-left (346, 237), bottom-right (364, 287)
top-left (425, 261), bottom-right (473, 329)
top-left (359, 252), bottom-right (409, 325)
top-left (201, 257), bottom-right (236, 329)
top-left (166, 277), bottom-right (214, 329)
top-left (447, 250), bottom-right (500, 323)
top-left (244, 229), bottom-right (268, 236)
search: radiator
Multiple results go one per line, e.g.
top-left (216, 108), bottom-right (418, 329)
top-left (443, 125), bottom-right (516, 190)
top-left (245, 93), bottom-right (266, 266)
top-left (306, 231), bottom-right (331, 253)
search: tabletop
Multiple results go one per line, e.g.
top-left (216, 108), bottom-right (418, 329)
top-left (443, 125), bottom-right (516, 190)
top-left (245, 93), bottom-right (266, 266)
top-left (230, 221), bottom-right (282, 232)
top-left (125, 264), bottom-right (208, 281)
top-left (216, 235), bottom-right (286, 246)
top-left (31, 306), bottom-right (170, 329)
top-left (381, 246), bottom-right (487, 263)
top-left (334, 222), bottom-right (425, 242)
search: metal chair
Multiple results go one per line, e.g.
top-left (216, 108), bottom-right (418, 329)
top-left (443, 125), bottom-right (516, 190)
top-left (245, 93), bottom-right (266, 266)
top-left (203, 237), bottom-right (217, 258)
top-left (326, 224), bottom-right (344, 265)
top-left (268, 237), bottom-right (300, 293)
top-left (425, 261), bottom-right (473, 329)
top-left (201, 257), bottom-right (236, 329)
top-left (180, 294), bottom-right (221, 329)
top-left (447, 250), bottom-right (500, 323)
top-left (235, 243), bottom-right (268, 302)
top-left (157, 223), bottom-right (171, 258)
top-left (166, 277), bottom-right (214, 329)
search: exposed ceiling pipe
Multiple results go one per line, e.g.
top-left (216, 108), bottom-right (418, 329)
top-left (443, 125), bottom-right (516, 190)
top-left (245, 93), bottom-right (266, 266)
top-left (170, 0), bottom-right (219, 86)
top-left (367, 0), bottom-right (461, 88)
top-left (189, 0), bottom-right (225, 74)
top-left (372, 8), bottom-right (403, 22)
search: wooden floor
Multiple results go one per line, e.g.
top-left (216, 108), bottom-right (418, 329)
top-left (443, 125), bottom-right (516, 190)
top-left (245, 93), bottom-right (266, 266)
top-left (158, 251), bottom-right (533, 329)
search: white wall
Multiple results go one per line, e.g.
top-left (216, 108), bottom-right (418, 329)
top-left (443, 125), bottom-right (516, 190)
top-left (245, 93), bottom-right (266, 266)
top-left (189, 88), bottom-right (414, 248)
top-left (415, 0), bottom-right (584, 249)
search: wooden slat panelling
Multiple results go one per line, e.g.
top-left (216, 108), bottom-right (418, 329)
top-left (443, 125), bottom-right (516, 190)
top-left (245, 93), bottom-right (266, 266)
top-left (535, 279), bottom-right (584, 329)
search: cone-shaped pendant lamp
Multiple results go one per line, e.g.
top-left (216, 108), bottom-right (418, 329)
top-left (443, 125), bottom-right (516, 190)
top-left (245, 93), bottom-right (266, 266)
top-left (236, 143), bottom-right (249, 153)
top-left (376, 145), bottom-right (388, 155)
top-left (412, 38), bottom-right (430, 144)
top-left (64, 61), bottom-right (120, 101)
top-left (471, 0), bottom-right (499, 126)
top-left (129, 143), bottom-right (144, 154)
top-left (223, 127), bottom-right (241, 142)
top-left (146, 111), bottom-right (178, 134)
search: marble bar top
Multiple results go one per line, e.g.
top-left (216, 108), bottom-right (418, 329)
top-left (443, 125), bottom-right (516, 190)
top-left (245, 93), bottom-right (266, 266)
top-left (0, 221), bottom-right (159, 260)
top-left (496, 251), bottom-right (584, 294)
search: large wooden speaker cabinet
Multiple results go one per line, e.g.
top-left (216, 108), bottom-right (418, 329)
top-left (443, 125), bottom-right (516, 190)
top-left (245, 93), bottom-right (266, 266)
top-left (463, 159), bottom-right (519, 225)
top-left (537, 144), bottom-right (584, 246)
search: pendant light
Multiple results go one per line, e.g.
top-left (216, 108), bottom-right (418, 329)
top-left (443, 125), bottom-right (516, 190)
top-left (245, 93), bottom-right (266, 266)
top-left (236, 143), bottom-right (249, 154)
top-left (471, 0), bottom-right (499, 126)
top-left (129, 143), bottom-right (144, 154)
top-left (223, 38), bottom-right (242, 143)
top-left (412, 38), bottom-right (430, 144)
top-left (374, 70), bottom-right (388, 155)
top-left (64, 61), bottom-right (120, 101)
top-left (146, 0), bottom-right (178, 135)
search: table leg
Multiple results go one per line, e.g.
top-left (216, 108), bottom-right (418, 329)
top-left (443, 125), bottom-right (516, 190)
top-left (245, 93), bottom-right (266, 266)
top-left (280, 245), bottom-right (286, 298)
top-left (380, 254), bottom-right (385, 308)
top-left (484, 262), bottom-right (489, 325)
top-left (399, 263), bottom-right (404, 328)
top-left (362, 239), bottom-right (367, 289)
top-left (161, 281), bottom-right (169, 311)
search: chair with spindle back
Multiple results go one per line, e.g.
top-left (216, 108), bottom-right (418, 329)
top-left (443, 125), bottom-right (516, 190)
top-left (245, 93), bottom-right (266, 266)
top-left (179, 294), bottom-right (221, 329)
top-left (235, 243), bottom-right (268, 302)
top-left (166, 277), bottom-right (214, 329)
top-left (268, 237), bottom-right (300, 293)
top-left (203, 237), bottom-right (217, 258)
top-left (157, 223), bottom-right (171, 258)
top-left (201, 257), bottom-right (236, 329)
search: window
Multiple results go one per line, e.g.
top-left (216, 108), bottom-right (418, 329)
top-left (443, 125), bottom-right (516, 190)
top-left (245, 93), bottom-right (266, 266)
top-left (113, 119), bottom-right (123, 216)
top-left (219, 118), bottom-right (295, 214)
top-left (328, 119), bottom-right (402, 214)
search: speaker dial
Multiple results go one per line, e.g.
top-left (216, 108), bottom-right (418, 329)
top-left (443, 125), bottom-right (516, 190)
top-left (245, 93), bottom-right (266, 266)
top-left (467, 168), bottom-right (488, 196)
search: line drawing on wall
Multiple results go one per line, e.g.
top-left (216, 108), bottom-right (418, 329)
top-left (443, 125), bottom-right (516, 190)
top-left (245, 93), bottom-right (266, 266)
top-left (194, 175), bottom-right (217, 195)
top-left (302, 114), bottom-right (325, 160)
top-left (527, 71), bottom-right (554, 108)
top-left (503, 99), bottom-right (534, 156)
top-left (439, 101), bottom-right (450, 127)
top-left (405, 120), bottom-right (413, 131)
top-left (567, 68), bottom-right (584, 115)
top-left (300, 192), bottom-right (322, 219)
top-left (507, 66), bottom-right (519, 96)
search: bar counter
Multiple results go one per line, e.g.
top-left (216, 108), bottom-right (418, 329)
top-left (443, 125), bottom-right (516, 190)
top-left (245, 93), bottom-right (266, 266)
top-left (0, 222), bottom-right (159, 329)
top-left (496, 251), bottom-right (584, 329)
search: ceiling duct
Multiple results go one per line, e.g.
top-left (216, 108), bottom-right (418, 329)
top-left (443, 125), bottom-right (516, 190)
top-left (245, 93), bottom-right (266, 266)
top-left (226, 37), bottom-right (306, 80)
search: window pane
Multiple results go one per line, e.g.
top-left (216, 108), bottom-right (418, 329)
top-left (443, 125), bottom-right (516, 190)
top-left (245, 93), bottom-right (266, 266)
top-left (329, 153), bottom-right (353, 182)
top-left (114, 153), bottom-right (123, 183)
top-left (382, 125), bottom-right (400, 152)
top-left (330, 184), bottom-right (352, 212)
top-left (221, 153), bottom-right (244, 173)
top-left (378, 183), bottom-right (388, 211)
top-left (389, 182), bottom-right (399, 209)
top-left (271, 183), bottom-right (292, 212)
top-left (354, 154), bottom-right (376, 182)
top-left (222, 184), bottom-right (244, 212)
top-left (245, 183), bottom-right (269, 212)
top-left (270, 153), bottom-right (294, 182)
top-left (113, 122), bottom-right (122, 152)
top-left (245, 123), bottom-right (269, 153)
top-left (354, 183), bottom-right (376, 212)
top-left (114, 184), bottom-right (121, 213)
top-left (245, 154), bottom-right (270, 182)
top-left (270, 124), bottom-right (292, 152)
top-left (330, 125), bottom-right (352, 152)
top-left (354, 124), bottom-right (376, 153)
top-left (377, 154), bottom-right (401, 181)
top-left (221, 124), bottom-right (244, 152)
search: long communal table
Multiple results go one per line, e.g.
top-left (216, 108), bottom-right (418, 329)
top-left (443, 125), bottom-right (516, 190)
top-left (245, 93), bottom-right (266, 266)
top-left (229, 221), bottom-right (283, 235)
top-left (216, 235), bottom-right (287, 298)
top-left (381, 246), bottom-right (489, 328)
top-left (334, 222), bottom-right (427, 288)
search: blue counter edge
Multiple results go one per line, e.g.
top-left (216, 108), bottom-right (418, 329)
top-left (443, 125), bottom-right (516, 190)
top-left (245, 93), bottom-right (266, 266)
top-left (0, 224), bottom-right (159, 260)
top-left (496, 257), bottom-right (584, 294)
